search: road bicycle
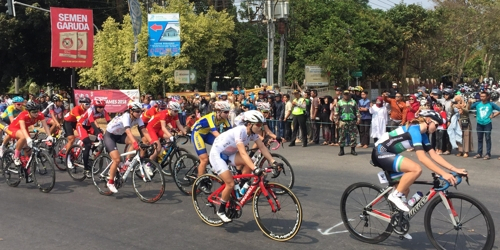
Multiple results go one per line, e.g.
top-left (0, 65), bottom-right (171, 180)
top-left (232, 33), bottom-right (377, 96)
top-left (156, 134), bottom-right (190, 176)
top-left (172, 139), bottom-right (293, 196)
top-left (340, 166), bottom-right (495, 249)
top-left (192, 164), bottom-right (303, 242)
top-left (1, 137), bottom-right (56, 193)
top-left (91, 143), bottom-right (165, 203)
top-left (43, 128), bottom-right (68, 171)
top-left (65, 137), bottom-right (106, 181)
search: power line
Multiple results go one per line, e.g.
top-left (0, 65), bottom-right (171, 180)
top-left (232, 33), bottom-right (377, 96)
top-left (369, 1), bottom-right (389, 9)
top-left (372, 0), bottom-right (393, 8)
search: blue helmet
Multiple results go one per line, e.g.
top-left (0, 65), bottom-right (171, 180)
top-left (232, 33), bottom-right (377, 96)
top-left (12, 96), bottom-right (24, 103)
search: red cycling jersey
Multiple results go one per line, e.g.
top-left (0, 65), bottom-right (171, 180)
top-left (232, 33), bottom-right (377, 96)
top-left (9, 111), bottom-right (45, 129)
top-left (64, 105), bottom-right (87, 123)
top-left (146, 110), bottom-right (178, 131)
top-left (141, 107), bottom-right (159, 124)
top-left (78, 106), bottom-right (111, 126)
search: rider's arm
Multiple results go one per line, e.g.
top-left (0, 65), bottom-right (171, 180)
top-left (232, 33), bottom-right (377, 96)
top-left (263, 124), bottom-right (276, 139)
top-left (40, 119), bottom-right (51, 136)
top-left (175, 120), bottom-right (186, 134)
top-left (236, 142), bottom-right (256, 170)
top-left (18, 120), bottom-right (31, 140)
top-left (427, 149), bottom-right (464, 173)
top-left (124, 127), bottom-right (138, 144)
top-left (160, 120), bottom-right (173, 138)
top-left (254, 138), bottom-right (275, 164)
top-left (415, 150), bottom-right (449, 177)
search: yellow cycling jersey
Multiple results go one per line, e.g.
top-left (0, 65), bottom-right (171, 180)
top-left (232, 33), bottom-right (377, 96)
top-left (1, 105), bottom-right (25, 120)
top-left (191, 112), bottom-right (231, 135)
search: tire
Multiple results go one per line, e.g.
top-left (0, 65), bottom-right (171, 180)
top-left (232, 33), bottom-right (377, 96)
top-left (253, 182), bottom-right (303, 241)
top-left (66, 145), bottom-right (87, 181)
top-left (2, 150), bottom-right (21, 187)
top-left (167, 147), bottom-right (189, 176)
top-left (192, 174), bottom-right (224, 227)
top-left (256, 153), bottom-right (294, 194)
top-left (172, 153), bottom-right (199, 196)
top-left (340, 182), bottom-right (393, 244)
top-left (31, 151), bottom-right (56, 193)
top-left (132, 158), bottom-right (165, 203)
top-left (52, 138), bottom-right (68, 171)
top-left (91, 154), bottom-right (115, 196)
top-left (424, 192), bottom-right (495, 250)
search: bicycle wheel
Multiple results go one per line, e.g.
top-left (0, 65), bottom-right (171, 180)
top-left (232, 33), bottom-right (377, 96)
top-left (167, 147), bottom-right (189, 176)
top-left (2, 150), bottom-right (21, 187)
top-left (91, 154), bottom-right (114, 196)
top-left (192, 174), bottom-right (224, 227)
top-left (52, 138), bottom-right (68, 171)
top-left (340, 182), bottom-right (393, 244)
top-left (172, 153), bottom-right (199, 196)
top-left (424, 192), bottom-right (495, 250)
top-left (253, 182), bottom-right (302, 241)
top-left (31, 151), bottom-right (56, 193)
top-left (257, 153), bottom-right (294, 194)
top-left (132, 158), bottom-right (165, 203)
top-left (66, 145), bottom-right (86, 181)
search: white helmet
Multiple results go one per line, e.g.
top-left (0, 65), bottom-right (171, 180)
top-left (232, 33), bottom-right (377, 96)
top-left (168, 101), bottom-right (182, 112)
top-left (214, 101), bottom-right (231, 111)
top-left (220, 92), bottom-right (228, 96)
top-left (257, 102), bottom-right (270, 111)
top-left (243, 110), bottom-right (266, 123)
top-left (128, 101), bottom-right (142, 110)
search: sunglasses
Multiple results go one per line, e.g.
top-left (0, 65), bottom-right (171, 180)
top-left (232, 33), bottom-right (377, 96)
top-left (409, 98), bottom-right (415, 100)
top-left (262, 111), bottom-right (270, 113)
top-left (82, 103), bottom-right (90, 106)
top-left (29, 111), bottom-right (39, 115)
top-left (254, 122), bottom-right (264, 127)
top-left (223, 111), bottom-right (229, 114)
top-left (15, 103), bottom-right (23, 107)
top-left (132, 109), bottom-right (143, 113)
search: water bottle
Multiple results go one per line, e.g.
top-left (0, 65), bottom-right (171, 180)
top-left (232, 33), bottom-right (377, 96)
top-left (239, 182), bottom-right (250, 196)
top-left (407, 191), bottom-right (423, 207)
top-left (251, 155), bottom-right (258, 163)
top-left (234, 180), bottom-right (242, 199)
top-left (119, 160), bottom-right (131, 174)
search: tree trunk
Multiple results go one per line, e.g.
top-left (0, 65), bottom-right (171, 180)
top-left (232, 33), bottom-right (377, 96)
top-left (401, 44), bottom-right (408, 93)
top-left (457, 48), bottom-right (469, 84)
top-left (116, 0), bottom-right (124, 20)
top-left (486, 55), bottom-right (493, 77)
top-left (205, 67), bottom-right (211, 92)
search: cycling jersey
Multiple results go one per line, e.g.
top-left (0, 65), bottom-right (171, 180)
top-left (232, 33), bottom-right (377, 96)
top-left (78, 106), bottom-right (111, 126)
top-left (1, 105), bottom-right (25, 123)
top-left (141, 107), bottom-right (159, 124)
top-left (147, 110), bottom-right (178, 131)
top-left (64, 105), bottom-right (87, 123)
top-left (106, 112), bottom-right (144, 135)
top-left (41, 102), bottom-right (65, 119)
top-left (6, 111), bottom-right (45, 137)
top-left (191, 112), bottom-right (231, 155)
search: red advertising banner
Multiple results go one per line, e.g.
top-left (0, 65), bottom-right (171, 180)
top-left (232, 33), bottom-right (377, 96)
top-left (74, 89), bottom-right (140, 113)
top-left (50, 7), bottom-right (94, 68)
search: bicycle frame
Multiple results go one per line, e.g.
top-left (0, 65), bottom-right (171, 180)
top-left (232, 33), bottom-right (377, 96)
top-left (97, 150), bottom-right (152, 182)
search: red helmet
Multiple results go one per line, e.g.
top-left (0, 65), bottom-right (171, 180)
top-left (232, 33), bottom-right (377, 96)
top-left (93, 99), bottom-right (106, 107)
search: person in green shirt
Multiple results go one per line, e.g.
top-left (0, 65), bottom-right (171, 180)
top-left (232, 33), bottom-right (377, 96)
top-left (334, 90), bottom-right (360, 156)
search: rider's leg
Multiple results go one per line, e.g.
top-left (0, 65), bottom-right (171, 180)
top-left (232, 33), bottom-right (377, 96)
top-left (233, 151), bottom-right (253, 174)
top-left (197, 153), bottom-right (209, 176)
top-left (395, 157), bottom-right (422, 197)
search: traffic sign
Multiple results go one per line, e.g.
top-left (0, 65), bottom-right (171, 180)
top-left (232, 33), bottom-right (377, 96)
top-left (352, 71), bottom-right (362, 78)
top-left (174, 69), bottom-right (196, 84)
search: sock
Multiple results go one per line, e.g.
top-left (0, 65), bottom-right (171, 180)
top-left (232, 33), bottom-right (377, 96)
top-left (14, 149), bottom-right (20, 158)
top-left (219, 200), bottom-right (227, 213)
top-left (108, 179), bottom-right (114, 184)
top-left (393, 190), bottom-right (404, 197)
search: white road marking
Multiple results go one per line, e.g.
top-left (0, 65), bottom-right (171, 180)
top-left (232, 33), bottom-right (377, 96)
top-left (317, 219), bottom-right (354, 235)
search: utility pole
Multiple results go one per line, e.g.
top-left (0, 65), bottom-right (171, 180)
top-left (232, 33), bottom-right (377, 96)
top-left (266, 0), bottom-right (275, 88)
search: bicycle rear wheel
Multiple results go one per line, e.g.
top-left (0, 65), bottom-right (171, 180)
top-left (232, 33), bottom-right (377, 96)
top-left (66, 145), bottom-right (86, 181)
top-left (31, 151), bottom-right (56, 193)
top-left (257, 153), bottom-right (294, 194)
top-left (52, 138), bottom-right (68, 171)
top-left (91, 154), bottom-right (114, 196)
top-left (2, 150), bottom-right (21, 187)
top-left (340, 182), bottom-right (393, 244)
top-left (192, 174), bottom-right (224, 227)
top-left (167, 147), bottom-right (189, 176)
top-left (132, 158), bottom-right (165, 203)
top-left (172, 153), bottom-right (199, 196)
top-left (424, 192), bottom-right (495, 250)
top-left (253, 182), bottom-right (302, 241)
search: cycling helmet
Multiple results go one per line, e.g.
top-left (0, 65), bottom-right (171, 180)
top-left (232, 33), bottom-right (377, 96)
top-left (128, 101), bottom-right (142, 110)
top-left (243, 110), bottom-right (266, 123)
top-left (220, 92), bottom-right (228, 96)
top-left (214, 101), bottom-right (231, 111)
top-left (257, 102), bottom-right (271, 111)
top-left (52, 94), bottom-right (63, 102)
top-left (430, 89), bottom-right (442, 96)
top-left (167, 101), bottom-right (182, 112)
top-left (156, 100), bottom-right (167, 110)
top-left (25, 101), bottom-right (39, 111)
top-left (79, 97), bottom-right (91, 104)
top-left (419, 110), bottom-right (443, 125)
top-left (358, 86), bottom-right (364, 92)
top-left (93, 99), bottom-right (106, 107)
top-left (258, 91), bottom-right (266, 95)
top-left (443, 88), bottom-right (454, 96)
top-left (12, 96), bottom-right (24, 103)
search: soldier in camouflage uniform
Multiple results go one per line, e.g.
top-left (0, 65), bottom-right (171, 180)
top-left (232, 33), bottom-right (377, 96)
top-left (334, 90), bottom-right (361, 156)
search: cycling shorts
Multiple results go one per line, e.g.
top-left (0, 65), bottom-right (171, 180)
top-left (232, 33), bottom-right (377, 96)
top-left (191, 130), bottom-right (216, 156)
top-left (209, 149), bottom-right (236, 175)
top-left (63, 121), bottom-right (77, 137)
top-left (6, 126), bottom-right (28, 138)
top-left (104, 131), bottom-right (128, 153)
top-left (76, 124), bottom-right (98, 140)
top-left (0, 120), bottom-right (8, 131)
top-left (371, 146), bottom-right (404, 181)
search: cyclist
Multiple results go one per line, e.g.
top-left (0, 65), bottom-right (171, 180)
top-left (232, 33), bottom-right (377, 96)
top-left (146, 101), bottom-right (187, 167)
top-left (104, 101), bottom-right (149, 193)
top-left (371, 110), bottom-right (468, 212)
top-left (41, 94), bottom-right (66, 136)
top-left (0, 96), bottom-right (25, 155)
top-left (254, 102), bottom-right (283, 144)
top-left (140, 100), bottom-right (167, 142)
top-left (62, 97), bottom-right (91, 156)
top-left (191, 101), bottom-right (231, 181)
top-left (210, 110), bottom-right (279, 222)
top-left (69, 99), bottom-right (111, 177)
top-left (4, 101), bottom-right (53, 179)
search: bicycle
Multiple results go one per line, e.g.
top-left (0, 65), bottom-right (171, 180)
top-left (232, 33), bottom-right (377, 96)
top-left (91, 143), bottom-right (165, 203)
top-left (340, 165), bottom-right (495, 249)
top-left (192, 164), bottom-right (303, 242)
top-left (156, 134), bottom-right (190, 176)
top-left (65, 137), bottom-right (106, 181)
top-left (1, 137), bottom-right (56, 193)
top-left (44, 128), bottom-right (68, 171)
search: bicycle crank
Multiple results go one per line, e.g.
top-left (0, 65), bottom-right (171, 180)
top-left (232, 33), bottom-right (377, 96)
top-left (390, 212), bottom-right (410, 235)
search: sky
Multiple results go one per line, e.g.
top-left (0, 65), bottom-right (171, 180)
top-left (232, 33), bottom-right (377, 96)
top-left (369, 0), bottom-right (436, 10)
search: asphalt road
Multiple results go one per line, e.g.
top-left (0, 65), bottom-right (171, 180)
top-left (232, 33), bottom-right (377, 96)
top-left (0, 119), bottom-right (499, 249)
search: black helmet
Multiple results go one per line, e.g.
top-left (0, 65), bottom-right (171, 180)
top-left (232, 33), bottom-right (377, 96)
top-left (258, 91), bottom-right (266, 95)
top-left (79, 97), bottom-right (91, 104)
top-left (419, 110), bottom-right (443, 125)
top-left (431, 89), bottom-right (442, 96)
top-left (443, 88), bottom-right (454, 96)
top-left (25, 101), bottom-right (39, 111)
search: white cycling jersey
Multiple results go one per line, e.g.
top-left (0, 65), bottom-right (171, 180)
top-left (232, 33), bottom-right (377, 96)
top-left (106, 112), bottom-right (144, 135)
top-left (212, 125), bottom-right (259, 155)
top-left (41, 101), bottom-right (64, 118)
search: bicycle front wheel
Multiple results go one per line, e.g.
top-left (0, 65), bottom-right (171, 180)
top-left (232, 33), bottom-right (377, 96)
top-left (132, 158), bottom-right (165, 203)
top-left (172, 153), bottom-right (199, 196)
top-left (91, 154), bottom-right (114, 196)
top-left (31, 151), bottom-right (56, 193)
top-left (340, 182), bottom-right (393, 244)
top-left (424, 192), bottom-right (495, 250)
top-left (167, 147), bottom-right (189, 176)
top-left (66, 145), bottom-right (86, 181)
top-left (192, 174), bottom-right (224, 227)
top-left (257, 153), bottom-right (294, 193)
top-left (2, 150), bottom-right (21, 187)
top-left (52, 138), bottom-right (68, 171)
top-left (253, 182), bottom-right (302, 242)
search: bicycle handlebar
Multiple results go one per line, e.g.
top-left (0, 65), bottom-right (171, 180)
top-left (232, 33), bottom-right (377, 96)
top-left (434, 172), bottom-right (469, 191)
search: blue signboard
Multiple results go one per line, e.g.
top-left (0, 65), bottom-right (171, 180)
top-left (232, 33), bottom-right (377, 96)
top-left (148, 13), bottom-right (181, 57)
